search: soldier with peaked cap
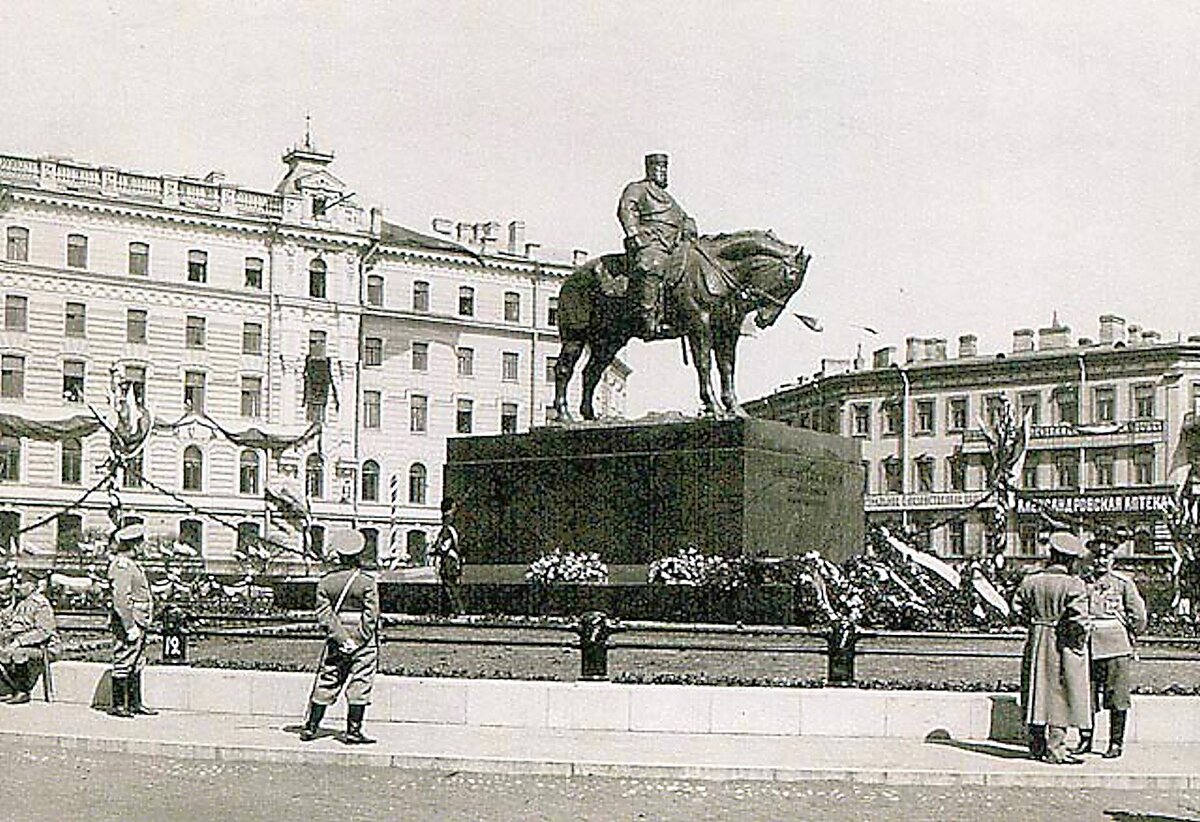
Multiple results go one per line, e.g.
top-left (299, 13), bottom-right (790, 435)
top-left (430, 497), bottom-right (464, 617)
top-left (0, 569), bottom-right (60, 704)
top-left (1071, 532), bottom-right (1147, 759)
top-left (300, 527), bottom-right (379, 744)
top-left (617, 153), bottom-right (698, 339)
top-left (1012, 531), bottom-right (1092, 764)
top-left (107, 523), bottom-right (157, 718)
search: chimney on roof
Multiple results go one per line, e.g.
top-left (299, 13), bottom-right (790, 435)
top-left (1013, 328), bottom-right (1035, 353)
top-left (853, 344), bottom-right (865, 371)
top-left (873, 346), bottom-right (895, 369)
top-left (1099, 314), bottom-right (1126, 345)
top-left (1078, 337), bottom-right (1094, 347)
top-left (958, 334), bottom-right (978, 358)
top-left (203, 170), bottom-right (226, 184)
top-left (905, 337), bottom-right (921, 363)
top-left (369, 207), bottom-right (382, 236)
top-left (456, 222), bottom-right (474, 244)
top-left (1127, 323), bottom-right (1142, 345)
top-left (821, 357), bottom-right (852, 377)
top-left (1038, 316), bottom-right (1071, 350)
top-left (481, 236), bottom-right (499, 253)
top-left (572, 249), bottom-right (589, 265)
top-left (431, 218), bottom-right (454, 235)
top-left (1142, 329), bottom-right (1161, 345)
top-left (930, 338), bottom-right (948, 361)
top-left (507, 221), bottom-right (527, 256)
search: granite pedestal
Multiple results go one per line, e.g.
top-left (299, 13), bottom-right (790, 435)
top-left (444, 417), bottom-right (863, 567)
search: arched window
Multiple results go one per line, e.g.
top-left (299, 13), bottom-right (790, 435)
top-left (309, 258), bottom-right (327, 299)
top-left (187, 249), bottom-right (207, 282)
top-left (239, 449), bottom-right (260, 495)
top-left (408, 463), bottom-right (427, 505)
top-left (128, 242), bottom-right (149, 276)
top-left (61, 437), bottom-right (82, 485)
top-left (412, 280), bottom-right (429, 312)
top-left (458, 286), bottom-right (474, 316)
top-left (361, 460), bottom-right (380, 502)
top-left (6, 227), bottom-right (29, 262)
top-left (66, 234), bottom-right (88, 268)
top-left (179, 519), bottom-right (203, 555)
top-left (182, 445), bottom-right (203, 491)
top-left (366, 274), bottom-right (384, 307)
top-left (306, 453), bottom-right (324, 499)
top-left (406, 529), bottom-right (427, 565)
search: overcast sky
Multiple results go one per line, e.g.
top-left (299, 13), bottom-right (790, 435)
top-left (4, 2), bottom-right (1199, 415)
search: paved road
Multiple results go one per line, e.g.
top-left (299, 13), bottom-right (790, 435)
top-left (2, 739), bottom-right (1198, 822)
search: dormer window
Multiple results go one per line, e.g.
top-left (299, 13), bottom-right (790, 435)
top-left (312, 195), bottom-right (328, 218)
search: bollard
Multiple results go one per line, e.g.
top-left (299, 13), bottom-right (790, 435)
top-left (577, 610), bottom-right (620, 681)
top-left (160, 604), bottom-right (190, 665)
top-left (825, 618), bottom-right (860, 685)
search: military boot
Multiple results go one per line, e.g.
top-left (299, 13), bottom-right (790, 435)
top-left (1027, 724), bottom-right (1048, 761)
top-left (128, 672), bottom-right (158, 716)
top-left (108, 677), bottom-right (132, 718)
top-left (299, 703), bottom-right (326, 742)
top-left (343, 704), bottom-right (376, 745)
top-left (1103, 710), bottom-right (1127, 759)
top-left (1069, 727), bottom-right (1094, 755)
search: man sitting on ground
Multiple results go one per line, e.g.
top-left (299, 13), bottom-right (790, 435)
top-left (0, 569), bottom-right (61, 704)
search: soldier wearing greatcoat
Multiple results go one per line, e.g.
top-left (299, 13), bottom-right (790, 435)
top-left (107, 523), bottom-right (157, 718)
top-left (299, 528), bottom-right (379, 745)
top-left (1070, 533), bottom-right (1148, 759)
top-left (1012, 531), bottom-right (1092, 764)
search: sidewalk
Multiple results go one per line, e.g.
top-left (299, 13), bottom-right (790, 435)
top-left (1, 701), bottom-right (1198, 789)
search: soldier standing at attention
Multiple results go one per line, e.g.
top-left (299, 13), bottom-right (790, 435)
top-left (431, 497), bottom-right (464, 617)
top-left (107, 523), bottom-right (157, 718)
top-left (617, 153), bottom-right (698, 339)
top-left (1071, 532), bottom-right (1148, 759)
top-left (1012, 531), bottom-right (1092, 764)
top-left (299, 527), bottom-right (379, 745)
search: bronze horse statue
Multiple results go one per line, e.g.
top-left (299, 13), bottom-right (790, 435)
top-left (551, 229), bottom-right (811, 421)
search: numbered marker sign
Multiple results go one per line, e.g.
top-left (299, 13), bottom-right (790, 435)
top-left (161, 630), bottom-right (187, 665)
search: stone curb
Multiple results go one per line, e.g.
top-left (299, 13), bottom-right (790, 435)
top-left (4, 727), bottom-right (1198, 789)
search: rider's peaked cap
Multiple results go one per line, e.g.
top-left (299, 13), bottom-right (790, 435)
top-left (644, 152), bottom-right (669, 166)
top-left (329, 527), bottom-right (365, 557)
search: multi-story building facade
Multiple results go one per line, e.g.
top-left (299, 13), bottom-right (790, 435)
top-left (0, 140), bottom-right (625, 570)
top-left (748, 317), bottom-right (1196, 560)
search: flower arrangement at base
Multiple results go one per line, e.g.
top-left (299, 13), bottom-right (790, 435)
top-left (647, 545), bottom-right (728, 587)
top-left (525, 548), bottom-right (608, 586)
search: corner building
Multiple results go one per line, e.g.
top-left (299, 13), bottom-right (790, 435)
top-left (0, 142), bottom-right (625, 570)
top-left (748, 317), bottom-right (1196, 561)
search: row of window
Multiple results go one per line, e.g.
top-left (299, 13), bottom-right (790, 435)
top-left (388, 393), bottom-right (522, 435)
top-left (869, 448), bottom-right (1158, 495)
top-left (848, 385), bottom-right (1159, 439)
top-left (0, 434), bottom-right (436, 505)
top-left (4, 227), bottom-right (560, 323)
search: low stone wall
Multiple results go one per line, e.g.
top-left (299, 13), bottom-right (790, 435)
top-left (47, 662), bottom-right (1200, 744)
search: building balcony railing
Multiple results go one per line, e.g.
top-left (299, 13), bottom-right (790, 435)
top-left (961, 418), bottom-right (1164, 452)
top-left (865, 490), bottom-right (991, 512)
top-left (0, 152), bottom-right (288, 223)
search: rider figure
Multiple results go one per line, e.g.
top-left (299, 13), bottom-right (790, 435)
top-left (617, 153), bottom-right (697, 339)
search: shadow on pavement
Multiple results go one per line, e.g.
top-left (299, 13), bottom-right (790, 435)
top-left (1104, 812), bottom-right (1199, 822)
top-left (924, 728), bottom-right (1034, 760)
top-left (280, 723), bottom-right (339, 742)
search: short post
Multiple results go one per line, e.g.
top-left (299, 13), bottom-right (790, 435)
top-left (825, 618), bottom-right (860, 686)
top-left (160, 604), bottom-right (189, 665)
top-left (577, 610), bottom-right (620, 681)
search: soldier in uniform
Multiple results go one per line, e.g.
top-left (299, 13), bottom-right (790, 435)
top-left (1012, 531), bottom-right (1092, 764)
top-left (0, 569), bottom-right (60, 704)
top-left (299, 527), bottom-right (379, 745)
top-left (617, 153), bottom-right (698, 339)
top-left (1070, 532), bottom-right (1148, 758)
top-left (107, 523), bottom-right (157, 718)
top-left (430, 497), bottom-right (464, 617)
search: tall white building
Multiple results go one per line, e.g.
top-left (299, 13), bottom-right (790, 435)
top-left (0, 139), bottom-right (626, 570)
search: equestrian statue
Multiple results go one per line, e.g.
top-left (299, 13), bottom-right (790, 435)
top-left (551, 153), bottom-right (812, 421)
